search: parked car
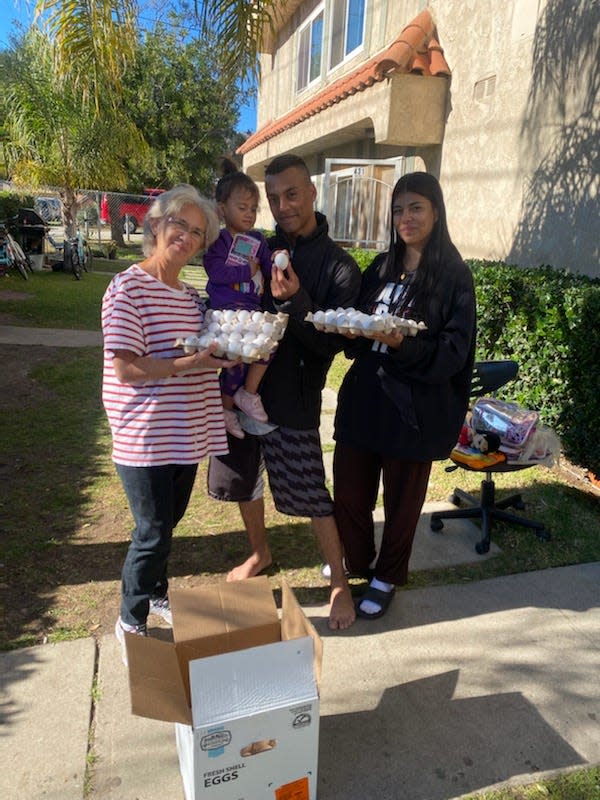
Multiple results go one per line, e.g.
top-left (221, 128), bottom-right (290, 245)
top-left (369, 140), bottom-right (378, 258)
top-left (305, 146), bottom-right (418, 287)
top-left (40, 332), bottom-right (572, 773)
top-left (34, 196), bottom-right (62, 224)
top-left (100, 188), bottom-right (165, 234)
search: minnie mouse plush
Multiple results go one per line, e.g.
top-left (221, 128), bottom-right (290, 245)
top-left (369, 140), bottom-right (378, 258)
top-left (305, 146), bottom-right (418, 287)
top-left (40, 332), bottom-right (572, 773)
top-left (471, 430), bottom-right (501, 454)
top-left (458, 424), bottom-right (501, 454)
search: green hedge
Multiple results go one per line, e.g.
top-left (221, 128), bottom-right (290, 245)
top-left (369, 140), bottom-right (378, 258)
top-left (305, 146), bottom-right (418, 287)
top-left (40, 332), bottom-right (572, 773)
top-left (346, 249), bottom-right (600, 475)
top-left (470, 260), bottom-right (600, 476)
top-left (0, 191), bottom-right (36, 221)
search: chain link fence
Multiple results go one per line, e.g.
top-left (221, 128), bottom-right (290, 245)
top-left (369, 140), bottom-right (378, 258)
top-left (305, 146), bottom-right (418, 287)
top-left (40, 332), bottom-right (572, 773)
top-left (13, 185), bottom-right (161, 241)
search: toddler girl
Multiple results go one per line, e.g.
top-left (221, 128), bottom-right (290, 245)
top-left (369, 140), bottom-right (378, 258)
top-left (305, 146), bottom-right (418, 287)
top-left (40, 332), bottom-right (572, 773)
top-left (204, 160), bottom-right (273, 439)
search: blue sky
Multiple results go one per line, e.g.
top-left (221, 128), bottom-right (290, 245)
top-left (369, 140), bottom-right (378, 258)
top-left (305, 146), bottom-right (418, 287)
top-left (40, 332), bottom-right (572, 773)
top-left (0, 0), bottom-right (257, 132)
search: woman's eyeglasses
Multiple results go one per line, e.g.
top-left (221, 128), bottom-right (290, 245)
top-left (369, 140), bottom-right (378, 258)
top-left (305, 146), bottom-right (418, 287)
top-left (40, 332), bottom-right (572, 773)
top-left (166, 217), bottom-right (205, 242)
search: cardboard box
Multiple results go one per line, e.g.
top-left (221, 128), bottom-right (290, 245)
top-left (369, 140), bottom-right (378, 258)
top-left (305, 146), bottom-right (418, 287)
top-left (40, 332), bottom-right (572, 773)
top-left (125, 576), bottom-right (322, 800)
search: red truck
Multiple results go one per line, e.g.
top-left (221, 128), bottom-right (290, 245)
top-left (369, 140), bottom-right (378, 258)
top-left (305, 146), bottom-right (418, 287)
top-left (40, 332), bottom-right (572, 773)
top-left (100, 188), bottom-right (165, 234)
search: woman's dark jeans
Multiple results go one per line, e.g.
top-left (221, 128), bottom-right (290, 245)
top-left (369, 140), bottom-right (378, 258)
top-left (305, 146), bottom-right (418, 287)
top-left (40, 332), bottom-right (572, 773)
top-left (116, 463), bottom-right (198, 625)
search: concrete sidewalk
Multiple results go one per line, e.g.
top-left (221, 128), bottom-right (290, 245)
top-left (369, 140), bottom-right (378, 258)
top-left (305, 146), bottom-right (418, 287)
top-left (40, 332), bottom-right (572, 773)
top-left (2, 563), bottom-right (599, 800)
top-left (0, 325), bottom-right (102, 347)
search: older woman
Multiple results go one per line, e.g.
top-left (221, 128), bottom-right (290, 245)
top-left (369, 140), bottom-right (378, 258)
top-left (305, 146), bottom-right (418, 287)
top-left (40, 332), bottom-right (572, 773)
top-left (102, 184), bottom-right (232, 663)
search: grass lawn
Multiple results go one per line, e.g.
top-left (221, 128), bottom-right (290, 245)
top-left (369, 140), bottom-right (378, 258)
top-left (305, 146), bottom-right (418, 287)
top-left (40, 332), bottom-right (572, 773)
top-left (1, 267), bottom-right (599, 800)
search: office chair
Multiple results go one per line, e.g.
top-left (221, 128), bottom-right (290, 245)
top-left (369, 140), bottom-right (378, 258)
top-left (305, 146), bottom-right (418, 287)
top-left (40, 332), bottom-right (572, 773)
top-left (430, 360), bottom-right (551, 554)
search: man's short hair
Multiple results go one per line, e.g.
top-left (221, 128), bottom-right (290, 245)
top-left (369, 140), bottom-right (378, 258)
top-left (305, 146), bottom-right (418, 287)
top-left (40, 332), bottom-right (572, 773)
top-left (265, 154), bottom-right (311, 181)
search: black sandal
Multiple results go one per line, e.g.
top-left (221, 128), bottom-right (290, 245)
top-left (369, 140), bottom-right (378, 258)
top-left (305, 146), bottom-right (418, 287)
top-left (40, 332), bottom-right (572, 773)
top-left (355, 585), bottom-right (396, 620)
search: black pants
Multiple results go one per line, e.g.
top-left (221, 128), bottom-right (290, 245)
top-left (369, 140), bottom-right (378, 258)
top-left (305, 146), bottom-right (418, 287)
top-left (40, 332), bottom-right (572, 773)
top-left (333, 442), bottom-right (431, 586)
top-left (116, 463), bottom-right (198, 625)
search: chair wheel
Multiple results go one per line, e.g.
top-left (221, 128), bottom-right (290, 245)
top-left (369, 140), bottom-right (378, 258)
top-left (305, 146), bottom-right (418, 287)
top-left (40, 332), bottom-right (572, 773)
top-left (430, 518), bottom-right (444, 532)
top-left (475, 539), bottom-right (490, 555)
top-left (512, 499), bottom-right (526, 510)
top-left (449, 494), bottom-right (461, 506)
top-left (537, 528), bottom-right (551, 542)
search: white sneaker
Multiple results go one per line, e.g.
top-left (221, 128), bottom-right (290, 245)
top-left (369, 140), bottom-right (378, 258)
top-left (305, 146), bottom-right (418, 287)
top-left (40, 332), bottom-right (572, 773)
top-left (233, 387), bottom-right (269, 423)
top-left (149, 595), bottom-right (173, 625)
top-left (224, 409), bottom-right (245, 439)
top-left (115, 617), bottom-right (147, 667)
top-left (320, 560), bottom-right (350, 579)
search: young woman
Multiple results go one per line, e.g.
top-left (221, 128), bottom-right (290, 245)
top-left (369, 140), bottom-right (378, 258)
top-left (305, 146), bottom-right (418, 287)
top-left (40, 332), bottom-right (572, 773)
top-left (333, 172), bottom-right (477, 620)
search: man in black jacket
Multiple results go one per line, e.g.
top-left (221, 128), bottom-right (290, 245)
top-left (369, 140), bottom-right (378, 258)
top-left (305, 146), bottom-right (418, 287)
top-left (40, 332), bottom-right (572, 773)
top-left (208, 154), bottom-right (360, 629)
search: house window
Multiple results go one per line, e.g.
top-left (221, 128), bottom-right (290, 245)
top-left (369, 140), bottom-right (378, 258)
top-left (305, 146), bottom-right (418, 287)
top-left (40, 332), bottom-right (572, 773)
top-left (329, 0), bottom-right (366, 70)
top-left (297, 7), bottom-right (324, 92)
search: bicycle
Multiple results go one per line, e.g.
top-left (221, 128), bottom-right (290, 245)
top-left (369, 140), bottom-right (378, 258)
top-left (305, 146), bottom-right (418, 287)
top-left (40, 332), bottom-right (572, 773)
top-left (0, 223), bottom-right (30, 280)
top-left (47, 229), bottom-right (92, 279)
top-left (67, 230), bottom-right (93, 279)
top-left (76, 229), bottom-right (93, 274)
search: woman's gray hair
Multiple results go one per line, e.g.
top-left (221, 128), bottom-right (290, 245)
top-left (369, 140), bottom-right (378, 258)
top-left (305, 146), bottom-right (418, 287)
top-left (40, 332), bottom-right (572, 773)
top-left (142, 184), bottom-right (220, 256)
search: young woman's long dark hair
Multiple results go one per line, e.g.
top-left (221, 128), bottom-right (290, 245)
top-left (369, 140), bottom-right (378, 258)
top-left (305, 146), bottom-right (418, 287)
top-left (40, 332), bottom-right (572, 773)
top-left (365, 172), bottom-right (462, 316)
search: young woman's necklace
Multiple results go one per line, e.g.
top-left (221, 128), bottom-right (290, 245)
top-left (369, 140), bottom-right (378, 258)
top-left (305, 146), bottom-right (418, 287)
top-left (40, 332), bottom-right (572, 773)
top-left (400, 254), bottom-right (419, 282)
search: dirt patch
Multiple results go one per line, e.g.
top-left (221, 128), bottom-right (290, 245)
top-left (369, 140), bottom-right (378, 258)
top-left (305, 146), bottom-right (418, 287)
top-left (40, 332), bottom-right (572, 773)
top-left (0, 290), bottom-right (33, 301)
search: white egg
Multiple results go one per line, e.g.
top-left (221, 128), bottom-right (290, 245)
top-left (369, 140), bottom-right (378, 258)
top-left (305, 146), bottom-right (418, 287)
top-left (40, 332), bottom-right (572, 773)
top-left (251, 310), bottom-right (263, 323)
top-left (237, 309), bottom-right (250, 323)
top-left (274, 251), bottom-right (289, 269)
top-left (262, 322), bottom-right (274, 337)
top-left (365, 317), bottom-right (384, 331)
top-left (324, 310), bottom-right (337, 325)
top-left (207, 321), bottom-right (220, 334)
top-left (222, 309), bottom-right (235, 322)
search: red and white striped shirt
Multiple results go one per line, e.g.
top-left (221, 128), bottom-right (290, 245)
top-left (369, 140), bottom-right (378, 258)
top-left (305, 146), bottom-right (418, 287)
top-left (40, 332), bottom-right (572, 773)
top-left (102, 265), bottom-right (228, 466)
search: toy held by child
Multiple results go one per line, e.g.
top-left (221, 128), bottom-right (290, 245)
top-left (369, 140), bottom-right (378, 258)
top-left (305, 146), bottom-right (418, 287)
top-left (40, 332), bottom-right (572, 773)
top-left (204, 159), bottom-right (274, 439)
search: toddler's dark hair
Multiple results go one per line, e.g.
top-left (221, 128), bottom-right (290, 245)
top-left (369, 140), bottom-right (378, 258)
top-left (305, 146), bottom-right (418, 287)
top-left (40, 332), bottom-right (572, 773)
top-left (215, 158), bottom-right (259, 204)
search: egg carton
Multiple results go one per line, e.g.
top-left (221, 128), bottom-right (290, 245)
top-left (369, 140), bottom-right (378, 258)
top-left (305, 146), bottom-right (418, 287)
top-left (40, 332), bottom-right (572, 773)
top-left (305, 307), bottom-right (427, 337)
top-left (174, 308), bottom-right (288, 363)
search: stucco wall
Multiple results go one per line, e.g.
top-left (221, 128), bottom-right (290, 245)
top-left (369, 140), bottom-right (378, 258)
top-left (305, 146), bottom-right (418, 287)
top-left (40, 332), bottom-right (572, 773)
top-left (431, 0), bottom-right (599, 276)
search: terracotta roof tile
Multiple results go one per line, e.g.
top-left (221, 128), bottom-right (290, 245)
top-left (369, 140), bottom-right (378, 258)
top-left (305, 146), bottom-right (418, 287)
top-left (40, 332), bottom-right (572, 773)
top-left (238, 8), bottom-right (450, 155)
top-left (428, 38), bottom-right (451, 77)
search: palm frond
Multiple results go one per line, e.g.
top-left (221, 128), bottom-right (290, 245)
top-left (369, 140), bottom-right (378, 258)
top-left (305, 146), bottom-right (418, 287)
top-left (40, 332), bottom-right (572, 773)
top-left (35, 0), bottom-right (138, 112)
top-left (195, 0), bottom-right (279, 78)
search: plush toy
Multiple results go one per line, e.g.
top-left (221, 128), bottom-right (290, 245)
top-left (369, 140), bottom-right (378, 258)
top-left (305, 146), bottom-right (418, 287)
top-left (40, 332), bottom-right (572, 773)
top-left (471, 429), bottom-right (501, 454)
top-left (457, 424), bottom-right (501, 454)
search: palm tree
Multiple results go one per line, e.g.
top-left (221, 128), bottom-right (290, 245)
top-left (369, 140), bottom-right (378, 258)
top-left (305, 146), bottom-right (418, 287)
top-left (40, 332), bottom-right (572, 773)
top-left (4, 27), bottom-right (147, 236)
top-left (35, 0), bottom-right (278, 108)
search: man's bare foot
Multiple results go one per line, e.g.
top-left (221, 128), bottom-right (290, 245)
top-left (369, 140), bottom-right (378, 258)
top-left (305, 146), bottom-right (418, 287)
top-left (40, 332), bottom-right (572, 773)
top-left (226, 551), bottom-right (272, 581)
top-left (328, 583), bottom-right (356, 630)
